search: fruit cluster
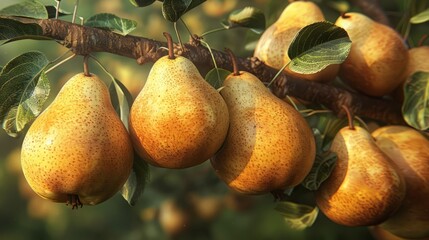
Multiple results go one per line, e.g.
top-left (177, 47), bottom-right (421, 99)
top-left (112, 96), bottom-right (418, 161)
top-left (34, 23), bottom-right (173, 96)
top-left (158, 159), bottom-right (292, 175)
top-left (20, 31), bottom-right (316, 212)
top-left (18, 1), bottom-right (429, 239)
top-left (254, 2), bottom-right (429, 239)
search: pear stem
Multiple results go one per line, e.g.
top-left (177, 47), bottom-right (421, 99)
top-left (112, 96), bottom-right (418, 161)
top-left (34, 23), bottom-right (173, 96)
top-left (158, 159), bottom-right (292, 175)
top-left (83, 55), bottom-right (90, 76)
top-left (225, 48), bottom-right (240, 76)
top-left (342, 105), bottom-right (355, 130)
top-left (341, 12), bottom-right (351, 19)
top-left (163, 32), bottom-right (175, 60)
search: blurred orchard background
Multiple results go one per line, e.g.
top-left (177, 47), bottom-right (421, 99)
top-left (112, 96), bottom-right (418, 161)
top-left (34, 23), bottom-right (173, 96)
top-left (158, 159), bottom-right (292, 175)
top-left (0, 0), bottom-right (426, 239)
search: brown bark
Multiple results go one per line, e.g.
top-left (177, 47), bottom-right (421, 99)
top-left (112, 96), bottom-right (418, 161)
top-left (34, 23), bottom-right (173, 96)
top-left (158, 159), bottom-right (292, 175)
top-left (2, 16), bottom-right (405, 125)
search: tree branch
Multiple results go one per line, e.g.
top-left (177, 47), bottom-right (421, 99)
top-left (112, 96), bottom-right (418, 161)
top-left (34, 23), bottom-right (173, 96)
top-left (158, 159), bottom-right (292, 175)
top-left (3, 16), bottom-right (405, 125)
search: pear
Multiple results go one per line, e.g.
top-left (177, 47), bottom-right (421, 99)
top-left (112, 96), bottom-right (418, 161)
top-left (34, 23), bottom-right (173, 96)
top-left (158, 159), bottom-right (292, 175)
top-left (211, 71), bottom-right (316, 194)
top-left (254, 1), bottom-right (339, 83)
top-left (404, 46), bottom-right (429, 79)
top-left (129, 55), bottom-right (229, 169)
top-left (159, 199), bottom-right (190, 237)
top-left (316, 126), bottom-right (405, 226)
top-left (394, 46), bottom-right (429, 102)
top-left (335, 12), bottom-right (409, 97)
top-left (21, 73), bottom-right (133, 207)
top-left (372, 126), bottom-right (429, 239)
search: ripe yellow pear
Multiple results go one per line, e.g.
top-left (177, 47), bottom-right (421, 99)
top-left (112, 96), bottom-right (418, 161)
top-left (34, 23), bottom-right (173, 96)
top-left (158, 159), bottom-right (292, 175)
top-left (21, 73), bottom-right (133, 207)
top-left (254, 1), bottom-right (339, 82)
top-left (316, 126), bottom-right (405, 226)
top-left (335, 12), bottom-right (409, 97)
top-left (372, 126), bottom-right (429, 239)
top-left (405, 46), bottom-right (429, 78)
top-left (129, 55), bottom-right (229, 169)
top-left (211, 71), bottom-right (316, 194)
top-left (394, 46), bottom-right (429, 102)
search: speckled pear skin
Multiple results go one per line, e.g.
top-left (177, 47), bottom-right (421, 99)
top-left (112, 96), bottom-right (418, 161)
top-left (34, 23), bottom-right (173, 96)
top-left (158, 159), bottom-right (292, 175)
top-left (211, 71), bottom-right (316, 194)
top-left (129, 56), bottom-right (229, 169)
top-left (316, 126), bottom-right (405, 226)
top-left (405, 46), bottom-right (429, 77)
top-left (254, 1), bottom-right (339, 83)
top-left (21, 73), bottom-right (134, 206)
top-left (335, 12), bottom-right (409, 97)
top-left (395, 46), bottom-right (429, 102)
top-left (372, 126), bottom-right (429, 239)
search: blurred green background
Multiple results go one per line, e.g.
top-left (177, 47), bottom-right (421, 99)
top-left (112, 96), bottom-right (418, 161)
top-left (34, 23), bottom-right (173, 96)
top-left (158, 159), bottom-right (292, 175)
top-left (0, 0), bottom-right (426, 239)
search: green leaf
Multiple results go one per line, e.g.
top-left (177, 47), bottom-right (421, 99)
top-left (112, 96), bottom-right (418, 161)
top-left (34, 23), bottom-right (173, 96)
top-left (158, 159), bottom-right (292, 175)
top-left (288, 21), bottom-right (351, 74)
top-left (109, 78), bottom-right (133, 129)
top-left (162, 0), bottom-right (206, 22)
top-left (121, 154), bottom-right (150, 206)
top-left (410, 8), bottom-right (429, 24)
top-left (301, 129), bottom-right (337, 191)
top-left (0, 0), bottom-right (48, 19)
top-left (108, 77), bottom-right (150, 206)
top-left (302, 151), bottom-right (337, 191)
top-left (0, 51), bottom-right (50, 137)
top-left (84, 13), bottom-right (137, 36)
top-left (302, 129), bottom-right (337, 191)
top-left (274, 201), bottom-right (319, 230)
top-left (303, 110), bottom-right (349, 150)
top-left (221, 7), bottom-right (265, 34)
top-left (130, 0), bottom-right (156, 7)
top-left (0, 18), bottom-right (44, 43)
top-left (402, 71), bottom-right (429, 131)
top-left (205, 68), bottom-right (231, 89)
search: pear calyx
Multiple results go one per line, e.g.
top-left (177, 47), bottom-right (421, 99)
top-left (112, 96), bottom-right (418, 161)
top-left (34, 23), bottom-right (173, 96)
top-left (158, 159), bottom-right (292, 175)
top-left (163, 32), bottom-right (176, 60)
